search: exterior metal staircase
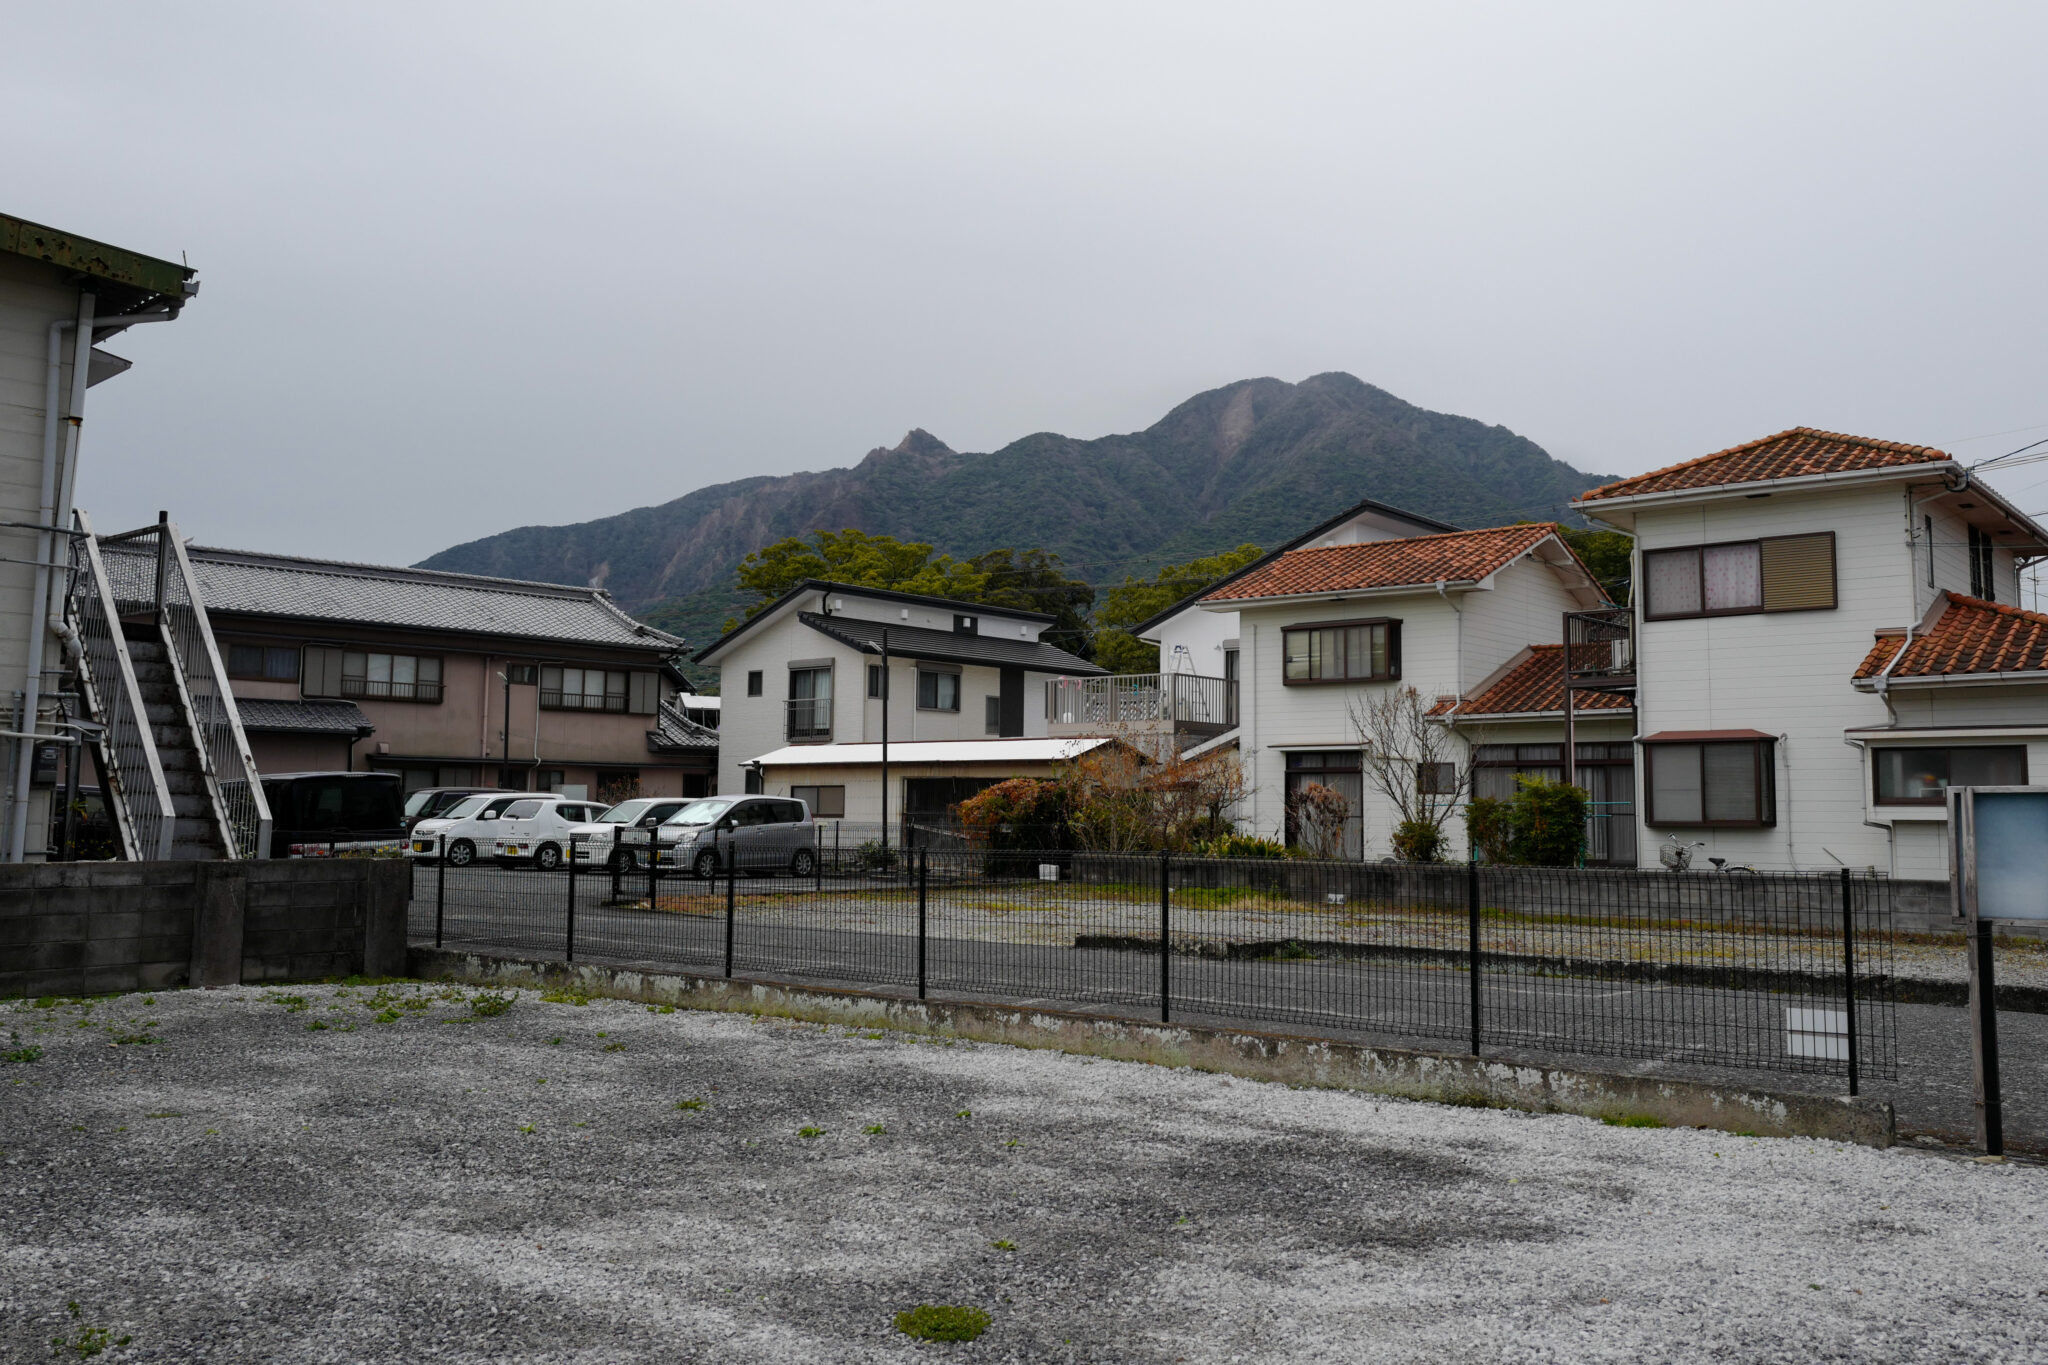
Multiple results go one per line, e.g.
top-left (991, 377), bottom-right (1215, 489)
top-left (64, 511), bottom-right (270, 860)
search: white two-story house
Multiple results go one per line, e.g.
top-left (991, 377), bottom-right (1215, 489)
top-left (1575, 427), bottom-right (2048, 877)
top-left (1199, 523), bottom-right (1612, 857)
top-left (693, 580), bottom-right (1108, 830)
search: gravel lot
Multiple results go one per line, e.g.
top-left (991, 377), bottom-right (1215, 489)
top-left (4, 984), bottom-right (2044, 1364)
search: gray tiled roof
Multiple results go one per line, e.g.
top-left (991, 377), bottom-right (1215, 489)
top-left (798, 613), bottom-right (1106, 675)
top-left (648, 699), bottom-right (720, 753)
top-left (99, 545), bottom-right (681, 653)
top-left (235, 697), bottom-right (374, 735)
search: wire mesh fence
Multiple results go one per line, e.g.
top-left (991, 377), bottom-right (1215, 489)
top-left (409, 837), bottom-right (1895, 1089)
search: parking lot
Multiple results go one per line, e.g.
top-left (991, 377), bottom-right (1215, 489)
top-left (4, 983), bottom-right (2044, 1363)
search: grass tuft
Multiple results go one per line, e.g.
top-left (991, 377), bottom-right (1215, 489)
top-left (4, 1046), bottom-right (42, 1064)
top-left (675, 1098), bottom-right (706, 1111)
top-left (894, 1304), bottom-right (990, 1343)
top-left (1601, 1114), bottom-right (1666, 1129)
top-left (469, 992), bottom-right (514, 1018)
top-left (539, 987), bottom-right (590, 1006)
top-left (798, 1126), bottom-right (825, 1138)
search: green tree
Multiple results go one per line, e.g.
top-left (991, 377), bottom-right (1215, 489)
top-left (1092, 544), bottom-right (1264, 673)
top-left (965, 547), bottom-right (1096, 658)
top-left (732, 530), bottom-right (988, 621)
top-left (1555, 525), bottom-right (1634, 605)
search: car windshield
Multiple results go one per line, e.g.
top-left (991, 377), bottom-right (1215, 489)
top-left (402, 790), bottom-right (441, 818)
top-left (595, 799), bottom-right (652, 823)
top-left (664, 798), bottom-right (735, 826)
top-left (439, 795), bottom-right (491, 820)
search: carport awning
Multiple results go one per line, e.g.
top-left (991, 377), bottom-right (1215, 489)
top-left (753, 737), bottom-right (1110, 767)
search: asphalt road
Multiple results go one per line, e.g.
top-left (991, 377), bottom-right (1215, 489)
top-left (407, 865), bottom-right (2045, 1153)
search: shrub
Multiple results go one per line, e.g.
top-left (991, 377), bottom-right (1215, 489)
top-left (1391, 819), bottom-right (1447, 863)
top-left (1468, 778), bottom-right (1588, 866)
top-left (957, 777), bottom-right (1071, 850)
top-left (1191, 833), bottom-right (1290, 860)
top-left (893, 1304), bottom-right (991, 1342)
top-left (854, 840), bottom-right (899, 872)
top-left (1465, 797), bottom-right (1512, 864)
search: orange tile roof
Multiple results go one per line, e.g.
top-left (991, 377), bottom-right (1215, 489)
top-left (1578, 428), bottom-right (1951, 503)
top-left (1425, 645), bottom-right (1634, 718)
top-left (1204, 523), bottom-right (1567, 602)
top-left (1853, 593), bottom-right (2048, 681)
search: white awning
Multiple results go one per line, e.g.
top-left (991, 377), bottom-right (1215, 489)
top-left (753, 737), bottom-right (1111, 768)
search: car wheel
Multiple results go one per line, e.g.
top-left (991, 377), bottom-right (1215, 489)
top-left (446, 839), bottom-right (475, 867)
top-left (534, 843), bottom-right (562, 872)
top-left (790, 848), bottom-right (817, 877)
top-left (608, 848), bottom-right (632, 872)
top-left (693, 848), bottom-right (721, 880)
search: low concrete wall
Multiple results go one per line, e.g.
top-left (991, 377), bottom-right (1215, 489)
top-left (2, 860), bottom-right (410, 998)
top-left (411, 946), bottom-right (1896, 1149)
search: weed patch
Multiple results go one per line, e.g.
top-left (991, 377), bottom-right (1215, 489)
top-left (675, 1098), bottom-right (706, 1111)
top-left (539, 987), bottom-right (591, 1006)
top-left (4, 1046), bottom-right (42, 1064)
top-left (798, 1126), bottom-right (825, 1138)
top-left (1602, 1115), bottom-right (1666, 1129)
top-left (111, 1034), bottom-right (156, 1046)
top-left (469, 992), bottom-right (514, 1018)
top-left (50, 1300), bottom-right (129, 1358)
top-left (894, 1304), bottom-right (990, 1342)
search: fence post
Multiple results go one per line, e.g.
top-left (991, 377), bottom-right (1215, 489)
top-left (917, 848), bottom-right (928, 1000)
top-left (434, 832), bottom-right (446, 948)
top-left (1160, 849), bottom-right (1172, 1024)
top-left (1840, 867), bottom-right (1859, 1096)
top-left (566, 836), bottom-right (578, 963)
top-left (647, 829), bottom-right (659, 908)
top-left (1467, 856), bottom-right (1482, 1055)
top-left (723, 836), bottom-right (737, 979)
top-left (609, 831), bottom-right (623, 902)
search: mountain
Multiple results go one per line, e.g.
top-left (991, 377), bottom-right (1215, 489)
top-left (418, 372), bottom-right (1616, 629)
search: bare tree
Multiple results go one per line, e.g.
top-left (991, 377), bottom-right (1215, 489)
top-left (1350, 686), bottom-right (1475, 860)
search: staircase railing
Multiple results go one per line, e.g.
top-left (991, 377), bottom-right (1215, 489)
top-left (95, 513), bottom-right (271, 859)
top-left (66, 511), bottom-right (175, 860)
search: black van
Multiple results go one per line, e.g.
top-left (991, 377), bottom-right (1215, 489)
top-left (260, 771), bottom-right (407, 858)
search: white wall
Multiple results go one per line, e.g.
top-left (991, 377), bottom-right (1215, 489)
top-left (0, 255), bottom-right (87, 856)
top-left (1629, 483), bottom-right (1907, 871)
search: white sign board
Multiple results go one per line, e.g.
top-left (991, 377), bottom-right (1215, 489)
top-left (1785, 1007), bottom-right (1849, 1061)
top-left (1038, 864), bottom-right (1061, 881)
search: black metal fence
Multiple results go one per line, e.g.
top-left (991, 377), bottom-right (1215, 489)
top-left (408, 838), bottom-right (1896, 1089)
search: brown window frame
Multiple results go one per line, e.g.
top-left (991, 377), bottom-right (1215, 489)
top-left (1872, 744), bottom-right (2029, 806)
top-left (1641, 532), bottom-right (1837, 622)
top-left (1643, 738), bottom-right (1777, 829)
top-left (791, 784), bottom-right (846, 818)
top-left (1280, 618), bottom-right (1401, 686)
top-left (226, 641), bottom-right (301, 683)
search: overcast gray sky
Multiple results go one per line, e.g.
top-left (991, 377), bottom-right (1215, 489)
top-left (10, 2), bottom-right (2048, 569)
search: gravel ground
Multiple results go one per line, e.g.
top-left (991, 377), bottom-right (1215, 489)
top-left (4, 984), bottom-right (2045, 1364)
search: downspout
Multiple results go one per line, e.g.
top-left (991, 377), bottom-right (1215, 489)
top-left (1872, 622), bottom-right (1919, 728)
top-left (8, 297), bottom-right (94, 862)
top-left (1778, 731), bottom-right (1797, 871)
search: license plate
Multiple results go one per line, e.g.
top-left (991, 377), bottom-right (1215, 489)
top-left (412, 842), bottom-right (431, 853)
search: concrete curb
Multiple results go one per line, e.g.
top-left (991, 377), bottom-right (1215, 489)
top-left (410, 946), bottom-right (1896, 1149)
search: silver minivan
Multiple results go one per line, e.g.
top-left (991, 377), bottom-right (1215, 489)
top-left (659, 796), bottom-right (816, 878)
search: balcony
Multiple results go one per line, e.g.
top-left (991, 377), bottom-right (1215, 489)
top-left (1563, 607), bottom-right (1635, 693)
top-left (1045, 672), bottom-right (1237, 749)
top-left (785, 696), bottom-right (833, 743)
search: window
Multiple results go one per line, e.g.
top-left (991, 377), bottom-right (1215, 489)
top-left (744, 767), bottom-right (764, 794)
top-left (227, 643), bottom-right (300, 681)
top-left (535, 768), bottom-right (565, 792)
top-left (498, 768), bottom-right (528, 790)
top-left (917, 669), bottom-right (960, 711)
top-left (1645, 738), bottom-right (1775, 827)
top-left (1969, 526), bottom-right (1996, 601)
top-left (320, 650), bottom-right (442, 703)
top-left (868, 664), bottom-right (885, 698)
top-left (791, 784), bottom-right (846, 818)
top-left (1417, 762), bottom-right (1458, 795)
top-left (503, 799), bottom-right (544, 820)
top-left (985, 696), bottom-right (1001, 735)
top-left (1643, 533), bottom-right (1835, 620)
top-left (954, 614), bottom-right (978, 634)
top-left (1281, 620), bottom-right (1398, 684)
top-left (746, 670), bottom-right (763, 697)
top-left (505, 663), bottom-right (539, 685)
top-left (541, 666), bottom-right (627, 712)
top-left (1874, 746), bottom-right (2026, 805)
top-left (787, 667), bottom-right (832, 741)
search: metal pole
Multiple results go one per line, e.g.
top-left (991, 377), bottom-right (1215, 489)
top-left (1467, 856), bottom-right (1482, 1055)
top-left (153, 510), bottom-right (169, 622)
top-left (609, 830), bottom-right (623, 902)
top-left (1840, 866), bottom-right (1859, 1097)
top-left (647, 828), bottom-right (659, 908)
top-left (566, 835), bottom-right (578, 962)
top-left (1971, 916), bottom-right (2004, 1156)
top-left (917, 848), bottom-right (928, 1000)
top-left (1160, 849), bottom-right (1172, 1024)
top-left (724, 832), bottom-right (737, 979)
top-left (435, 833), bottom-right (446, 948)
top-left (59, 736), bottom-right (78, 861)
top-left (879, 629), bottom-right (890, 850)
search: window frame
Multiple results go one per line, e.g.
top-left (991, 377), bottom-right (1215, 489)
top-left (1968, 525), bottom-right (1996, 602)
top-left (1872, 744), bottom-right (2029, 806)
top-left (1642, 532), bottom-right (1837, 622)
top-left (1643, 738), bottom-right (1777, 828)
top-left (1279, 618), bottom-right (1401, 686)
top-left (226, 642), bottom-right (302, 682)
top-left (916, 667), bottom-right (962, 712)
top-left (746, 670), bottom-right (764, 697)
top-left (539, 665), bottom-right (631, 713)
top-left (791, 784), bottom-right (847, 818)
top-left (333, 650), bottom-right (444, 704)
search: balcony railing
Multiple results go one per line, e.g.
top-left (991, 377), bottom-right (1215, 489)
top-left (343, 677), bottom-right (446, 704)
top-left (539, 689), bottom-right (625, 712)
top-left (1045, 672), bottom-right (1237, 739)
top-left (785, 696), bottom-right (833, 742)
top-left (1563, 607), bottom-right (1635, 690)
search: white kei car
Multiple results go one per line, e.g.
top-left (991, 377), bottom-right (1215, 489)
top-left (408, 791), bottom-right (582, 868)
top-left (490, 796), bottom-right (608, 869)
top-left (566, 796), bottom-right (694, 871)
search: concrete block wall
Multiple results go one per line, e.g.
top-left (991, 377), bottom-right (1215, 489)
top-left (0, 860), bottom-right (410, 999)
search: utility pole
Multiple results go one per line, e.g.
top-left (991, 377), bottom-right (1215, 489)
top-left (879, 628), bottom-right (890, 849)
